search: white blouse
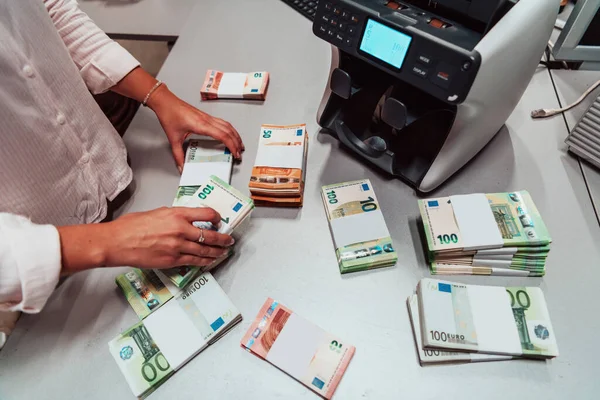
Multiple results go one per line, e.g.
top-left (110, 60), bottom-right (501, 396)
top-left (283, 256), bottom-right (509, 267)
top-left (0, 0), bottom-right (140, 313)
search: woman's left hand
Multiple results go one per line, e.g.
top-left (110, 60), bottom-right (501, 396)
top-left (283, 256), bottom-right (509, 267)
top-left (148, 85), bottom-right (245, 173)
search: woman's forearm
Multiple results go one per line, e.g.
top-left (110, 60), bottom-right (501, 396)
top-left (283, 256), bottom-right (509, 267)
top-left (110, 66), bottom-right (171, 111)
top-left (56, 223), bottom-right (110, 276)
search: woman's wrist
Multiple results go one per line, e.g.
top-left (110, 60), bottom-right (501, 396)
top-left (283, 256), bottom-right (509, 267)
top-left (56, 223), bottom-right (111, 275)
top-left (146, 83), bottom-right (175, 114)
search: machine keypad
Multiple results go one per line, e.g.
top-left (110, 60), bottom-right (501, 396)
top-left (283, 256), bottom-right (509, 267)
top-left (317, 1), bottom-right (363, 49)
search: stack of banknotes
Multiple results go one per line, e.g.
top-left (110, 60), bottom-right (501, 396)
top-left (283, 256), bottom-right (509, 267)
top-left (407, 278), bottom-right (558, 365)
top-left (110, 270), bottom-right (242, 398)
top-left (172, 139), bottom-right (233, 207)
top-left (418, 190), bottom-right (552, 276)
top-left (201, 70), bottom-right (269, 100)
top-left (321, 179), bottom-right (397, 273)
top-left (249, 124), bottom-right (308, 207)
top-left (241, 298), bottom-right (355, 399)
top-left (163, 174), bottom-right (254, 288)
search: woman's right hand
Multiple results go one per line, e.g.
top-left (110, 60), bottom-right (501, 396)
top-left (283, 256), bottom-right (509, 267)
top-left (104, 207), bottom-right (235, 269)
top-left (58, 207), bottom-right (235, 275)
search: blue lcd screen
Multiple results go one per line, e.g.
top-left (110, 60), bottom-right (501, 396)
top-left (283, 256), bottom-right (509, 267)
top-left (359, 19), bottom-right (412, 69)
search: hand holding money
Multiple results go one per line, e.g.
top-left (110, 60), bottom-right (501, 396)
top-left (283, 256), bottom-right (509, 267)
top-left (162, 175), bottom-right (254, 287)
top-left (99, 207), bottom-right (234, 270)
top-left (150, 86), bottom-right (245, 168)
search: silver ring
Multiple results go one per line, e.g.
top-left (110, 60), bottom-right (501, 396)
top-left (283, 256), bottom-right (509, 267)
top-left (198, 228), bottom-right (205, 243)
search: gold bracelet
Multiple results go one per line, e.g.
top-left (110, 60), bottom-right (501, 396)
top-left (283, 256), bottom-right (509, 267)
top-left (142, 80), bottom-right (163, 107)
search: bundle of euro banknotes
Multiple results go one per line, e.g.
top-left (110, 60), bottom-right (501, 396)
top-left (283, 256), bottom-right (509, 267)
top-left (249, 124), bottom-right (308, 207)
top-left (241, 298), bottom-right (355, 399)
top-left (321, 179), bottom-right (397, 273)
top-left (172, 139), bottom-right (233, 207)
top-left (418, 191), bottom-right (551, 277)
top-left (110, 269), bottom-right (242, 398)
top-left (164, 173), bottom-right (254, 288)
top-left (162, 139), bottom-right (253, 288)
top-left (201, 70), bottom-right (269, 100)
top-left (407, 278), bottom-right (558, 365)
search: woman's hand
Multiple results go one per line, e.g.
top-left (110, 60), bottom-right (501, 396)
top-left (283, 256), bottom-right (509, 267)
top-left (148, 85), bottom-right (245, 173)
top-left (57, 207), bottom-right (235, 274)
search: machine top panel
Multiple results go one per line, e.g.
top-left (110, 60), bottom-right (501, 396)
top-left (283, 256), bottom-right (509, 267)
top-left (313, 0), bottom-right (484, 104)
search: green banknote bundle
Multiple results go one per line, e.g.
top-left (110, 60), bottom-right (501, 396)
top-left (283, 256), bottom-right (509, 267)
top-left (418, 191), bottom-right (551, 277)
top-left (172, 139), bottom-right (233, 206)
top-left (415, 278), bottom-right (558, 359)
top-left (407, 294), bottom-right (513, 365)
top-left (321, 179), bottom-right (397, 273)
top-left (110, 271), bottom-right (242, 398)
top-left (163, 174), bottom-right (254, 288)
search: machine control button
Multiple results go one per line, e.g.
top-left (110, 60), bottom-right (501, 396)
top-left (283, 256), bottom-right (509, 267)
top-left (327, 28), bottom-right (336, 38)
top-left (335, 33), bottom-right (344, 43)
top-left (333, 6), bottom-right (342, 15)
top-left (338, 22), bottom-right (347, 31)
top-left (344, 37), bottom-right (353, 47)
top-left (342, 9), bottom-right (351, 19)
top-left (325, 2), bottom-right (333, 10)
top-left (347, 25), bottom-right (357, 35)
top-left (411, 65), bottom-right (429, 78)
top-left (318, 25), bottom-right (327, 34)
top-left (417, 54), bottom-right (432, 65)
top-left (351, 15), bottom-right (360, 23)
top-left (330, 17), bottom-right (339, 27)
top-left (461, 60), bottom-right (472, 71)
top-left (431, 62), bottom-right (456, 89)
top-left (321, 14), bottom-right (330, 24)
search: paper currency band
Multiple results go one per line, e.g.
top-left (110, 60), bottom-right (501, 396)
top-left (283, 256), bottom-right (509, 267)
top-left (142, 80), bottom-right (164, 107)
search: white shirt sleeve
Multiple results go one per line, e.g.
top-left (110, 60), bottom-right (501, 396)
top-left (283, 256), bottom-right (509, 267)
top-left (0, 213), bottom-right (62, 314)
top-left (44, 0), bottom-right (140, 94)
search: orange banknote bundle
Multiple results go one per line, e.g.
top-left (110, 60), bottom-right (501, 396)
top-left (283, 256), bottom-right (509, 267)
top-left (249, 124), bottom-right (308, 207)
top-left (200, 70), bottom-right (269, 100)
top-left (241, 298), bottom-right (355, 399)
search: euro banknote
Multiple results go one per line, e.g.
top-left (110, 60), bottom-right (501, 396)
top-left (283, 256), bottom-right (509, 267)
top-left (249, 124), bottom-right (308, 207)
top-left (430, 263), bottom-right (544, 277)
top-left (110, 273), bottom-right (242, 397)
top-left (407, 294), bottom-right (512, 364)
top-left (201, 70), bottom-right (269, 100)
top-left (163, 175), bottom-right (253, 287)
top-left (115, 269), bottom-right (173, 319)
top-left (321, 179), bottom-right (397, 273)
top-left (418, 191), bottom-right (551, 276)
top-left (241, 298), bottom-right (355, 399)
top-left (186, 175), bottom-right (254, 234)
top-left (417, 278), bottom-right (559, 358)
top-left (172, 139), bottom-right (232, 207)
top-left (418, 191), bottom-right (551, 253)
top-left (108, 321), bottom-right (174, 399)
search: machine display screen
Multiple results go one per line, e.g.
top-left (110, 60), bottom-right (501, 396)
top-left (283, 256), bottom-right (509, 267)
top-left (359, 19), bottom-right (412, 69)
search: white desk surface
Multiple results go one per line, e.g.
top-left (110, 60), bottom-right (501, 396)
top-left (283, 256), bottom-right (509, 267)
top-left (2, 1), bottom-right (600, 399)
top-left (551, 69), bottom-right (600, 219)
top-left (78, 0), bottom-right (196, 40)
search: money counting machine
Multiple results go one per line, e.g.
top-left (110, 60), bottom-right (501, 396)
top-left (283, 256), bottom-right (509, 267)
top-left (314, 0), bottom-right (559, 192)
